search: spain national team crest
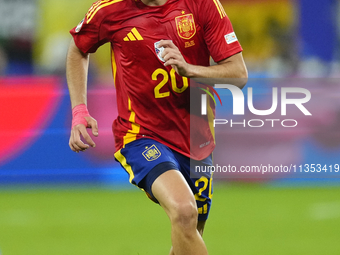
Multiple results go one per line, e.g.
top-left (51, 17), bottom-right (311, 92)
top-left (142, 145), bottom-right (161, 161)
top-left (175, 14), bottom-right (196, 40)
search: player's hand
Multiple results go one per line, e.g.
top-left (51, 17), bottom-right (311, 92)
top-left (158, 40), bottom-right (193, 77)
top-left (69, 116), bottom-right (98, 153)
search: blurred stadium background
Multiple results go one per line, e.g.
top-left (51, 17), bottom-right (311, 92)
top-left (1, 0), bottom-right (340, 254)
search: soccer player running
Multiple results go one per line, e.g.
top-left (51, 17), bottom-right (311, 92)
top-left (66, 0), bottom-right (247, 254)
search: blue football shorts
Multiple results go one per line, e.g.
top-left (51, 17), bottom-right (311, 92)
top-left (114, 138), bottom-right (213, 221)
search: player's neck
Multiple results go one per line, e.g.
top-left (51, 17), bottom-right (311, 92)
top-left (140, 0), bottom-right (168, 6)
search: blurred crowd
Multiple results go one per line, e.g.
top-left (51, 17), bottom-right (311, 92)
top-left (0, 0), bottom-right (339, 78)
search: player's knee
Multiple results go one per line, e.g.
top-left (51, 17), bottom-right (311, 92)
top-left (169, 201), bottom-right (198, 230)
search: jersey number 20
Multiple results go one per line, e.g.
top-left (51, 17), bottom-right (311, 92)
top-left (152, 68), bottom-right (189, 98)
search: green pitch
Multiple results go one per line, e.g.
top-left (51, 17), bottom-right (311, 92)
top-left (0, 183), bottom-right (340, 255)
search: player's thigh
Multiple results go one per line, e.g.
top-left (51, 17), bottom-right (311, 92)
top-left (151, 170), bottom-right (197, 219)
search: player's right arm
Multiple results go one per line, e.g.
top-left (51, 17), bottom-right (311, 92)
top-left (66, 1), bottom-right (112, 152)
top-left (66, 39), bottom-right (89, 109)
top-left (66, 38), bottom-right (98, 152)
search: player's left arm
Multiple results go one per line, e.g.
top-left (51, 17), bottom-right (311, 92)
top-left (159, 40), bottom-right (248, 89)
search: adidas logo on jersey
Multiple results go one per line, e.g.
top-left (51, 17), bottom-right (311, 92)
top-left (123, 28), bottom-right (144, 41)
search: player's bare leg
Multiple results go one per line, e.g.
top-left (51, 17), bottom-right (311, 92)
top-left (152, 170), bottom-right (209, 255)
top-left (169, 220), bottom-right (207, 255)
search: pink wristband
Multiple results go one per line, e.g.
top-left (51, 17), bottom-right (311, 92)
top-left (71, 104), bottom-right (91, 129)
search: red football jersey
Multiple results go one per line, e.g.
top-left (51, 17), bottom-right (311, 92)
top-left (70, 0), bottom-right (242, 160)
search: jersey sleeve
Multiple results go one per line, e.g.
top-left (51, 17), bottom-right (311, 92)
top-left (200, 0), bottom-right (243, 62)
top-left (70, 2), bottom-right (110, 54)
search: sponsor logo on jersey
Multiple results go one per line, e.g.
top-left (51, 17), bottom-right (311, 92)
top-left (123, 27), bottom-right (144, 41)
top-left (75, 19), bottom-right (84, 33)
top-left (142, 145), bottom-right (161, 161)
top-left (175, 14), bottom-right (196, 40)
top-left (225, 32), bottom-right (238, 44)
